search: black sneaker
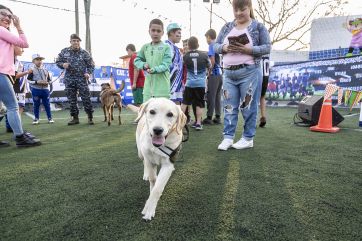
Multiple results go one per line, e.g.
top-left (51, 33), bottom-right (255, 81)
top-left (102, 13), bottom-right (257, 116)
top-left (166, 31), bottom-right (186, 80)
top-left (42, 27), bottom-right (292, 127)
top-left (0, 140), bottom-right (10, 147)
top-left (191, 122), bottom-right (197, 128)
top-left (202, 118), bottom-right (213, 125)
top-left (15, 133), bottom-right (41, 147)
top-left (213, 118), bottom-right (221, 124)
top-left (195, 124), bottom-right (203, 131)
top-left (23, 130), bottom-right (35, 139)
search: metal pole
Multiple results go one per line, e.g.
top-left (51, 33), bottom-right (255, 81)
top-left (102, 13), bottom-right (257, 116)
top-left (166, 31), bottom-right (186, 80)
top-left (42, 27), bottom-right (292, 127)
top-left (75, 0), bottom-right (79, 35)
top-left (189, 0), bottom-right (191, 37)
top-left (210, 1), bottom-right (212, 29)
top-left (84, 0), bottom-right (92, 54)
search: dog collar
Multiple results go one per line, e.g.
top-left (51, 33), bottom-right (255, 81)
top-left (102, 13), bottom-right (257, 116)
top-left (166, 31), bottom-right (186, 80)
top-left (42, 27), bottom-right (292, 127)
top-left (158, 145), bottom-right (182, 163)
top-left (157, 125), bottom-right (189, 162)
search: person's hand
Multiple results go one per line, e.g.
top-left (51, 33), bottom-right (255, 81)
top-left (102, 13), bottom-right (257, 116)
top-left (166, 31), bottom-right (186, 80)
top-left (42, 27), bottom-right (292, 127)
top-left (27, 68), bottom-right (33, 74)
top-left (132, 83), bottom-right (137, 90)
top-left (144, 63), bottom-right (151, 73)
top-left (84, 73), bottom-right (90, 80)
top-left (222, 44), bottom-right (229, 53)
top-left (12, 15), bottom-right (21, 29)
top-left (63, 63), bottom-right (70, 69)
top-left (227, 42), bottom-right (252, 55)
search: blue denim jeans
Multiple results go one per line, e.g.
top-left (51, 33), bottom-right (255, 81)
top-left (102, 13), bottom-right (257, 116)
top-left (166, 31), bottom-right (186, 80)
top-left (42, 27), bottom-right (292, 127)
top-left (31, 88), bottom-right (52, 120)
top-left (222, 65), bottom-right (262, 140)
top-left (0, 74), bottom-right (24, 136)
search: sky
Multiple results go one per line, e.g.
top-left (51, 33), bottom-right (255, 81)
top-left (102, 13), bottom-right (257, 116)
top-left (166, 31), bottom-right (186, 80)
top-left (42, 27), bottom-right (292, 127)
top-left (2, 0), bottom-right (362, 66)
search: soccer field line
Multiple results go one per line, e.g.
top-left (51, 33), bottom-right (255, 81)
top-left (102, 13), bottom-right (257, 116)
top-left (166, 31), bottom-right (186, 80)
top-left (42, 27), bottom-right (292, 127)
top-left (340, 127), bottom-right (362, 132)
top-left (343, 113), bottom-right (359, 118)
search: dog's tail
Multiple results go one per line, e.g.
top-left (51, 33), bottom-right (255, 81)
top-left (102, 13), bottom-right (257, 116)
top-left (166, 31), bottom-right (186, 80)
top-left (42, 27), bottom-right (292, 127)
top-left (127, 104), bottom-right (140, 113)
top-left (113, 80), bottom-right (126, 93)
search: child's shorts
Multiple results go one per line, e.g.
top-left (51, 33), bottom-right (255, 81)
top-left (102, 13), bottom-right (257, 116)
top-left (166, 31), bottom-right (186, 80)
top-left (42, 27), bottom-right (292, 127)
top-left (182, 87), bottom-right (205, 108)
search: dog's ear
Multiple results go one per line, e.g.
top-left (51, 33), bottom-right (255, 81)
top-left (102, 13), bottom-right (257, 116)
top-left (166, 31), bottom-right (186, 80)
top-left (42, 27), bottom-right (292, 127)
top-left (135, 99), bottom-right (151, 122)
top-left (175, 105), bottom-right (187, 134)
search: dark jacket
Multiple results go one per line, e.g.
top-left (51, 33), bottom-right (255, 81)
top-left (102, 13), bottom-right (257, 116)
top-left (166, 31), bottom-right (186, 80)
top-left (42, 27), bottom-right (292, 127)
top-left (56, 47), bottom-right (95, 79)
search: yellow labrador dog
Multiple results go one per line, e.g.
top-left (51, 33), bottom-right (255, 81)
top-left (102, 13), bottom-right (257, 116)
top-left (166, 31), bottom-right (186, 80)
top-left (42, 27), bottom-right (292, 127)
top-left (129, 98), bottom-right (187, 220)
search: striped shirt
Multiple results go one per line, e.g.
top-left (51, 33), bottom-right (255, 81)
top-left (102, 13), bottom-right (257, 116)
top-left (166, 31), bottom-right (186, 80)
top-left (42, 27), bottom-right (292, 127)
top-left (166, 40), bottom-right (184, 101)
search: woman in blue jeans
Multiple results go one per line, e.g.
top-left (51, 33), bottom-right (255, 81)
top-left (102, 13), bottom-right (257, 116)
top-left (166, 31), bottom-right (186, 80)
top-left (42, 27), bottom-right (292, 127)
top-left (0, 4), bottom-right (41, 147)
top-left (214, 0), bottom-right (271, 151)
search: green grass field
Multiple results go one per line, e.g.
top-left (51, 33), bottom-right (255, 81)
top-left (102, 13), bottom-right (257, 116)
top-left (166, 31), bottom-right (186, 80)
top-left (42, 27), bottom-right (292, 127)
top-left (0, 107), bottom-right (361, 241)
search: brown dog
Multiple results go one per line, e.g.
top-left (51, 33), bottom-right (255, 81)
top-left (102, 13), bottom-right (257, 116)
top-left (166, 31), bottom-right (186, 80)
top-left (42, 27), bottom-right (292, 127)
top-left (100, 81), bottom-right (125, 126)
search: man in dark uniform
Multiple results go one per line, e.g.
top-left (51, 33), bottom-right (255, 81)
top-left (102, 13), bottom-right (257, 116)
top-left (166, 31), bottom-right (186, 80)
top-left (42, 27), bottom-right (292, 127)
top-left (56, 34), bottom-right (95, 125)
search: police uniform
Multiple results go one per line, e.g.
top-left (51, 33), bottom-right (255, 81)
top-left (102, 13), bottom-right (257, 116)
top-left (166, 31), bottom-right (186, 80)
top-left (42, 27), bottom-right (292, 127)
top-left (56, 39), bottom-right (95, 121)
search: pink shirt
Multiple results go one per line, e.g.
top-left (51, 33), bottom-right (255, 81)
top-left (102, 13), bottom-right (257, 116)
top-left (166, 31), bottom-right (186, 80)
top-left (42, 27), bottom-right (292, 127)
top-left (223, 27), bottom-right (255, 68)
top-left (0, 26), bottom-right (29, 76)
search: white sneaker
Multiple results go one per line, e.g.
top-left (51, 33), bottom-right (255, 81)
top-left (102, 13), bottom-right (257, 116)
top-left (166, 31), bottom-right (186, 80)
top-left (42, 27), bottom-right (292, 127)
top-left (48, 119), bottom-right (55, 124)
top-left (218, 139), bottom-right (233, 151)
top-left (232, 138), bottom-right (253, 150)
top-left (32, 119), bottom-right (39, 125)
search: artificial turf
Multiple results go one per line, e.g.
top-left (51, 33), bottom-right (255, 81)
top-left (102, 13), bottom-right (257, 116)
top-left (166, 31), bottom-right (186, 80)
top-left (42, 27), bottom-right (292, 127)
top-left (0, 107), bottom-right (361, 241)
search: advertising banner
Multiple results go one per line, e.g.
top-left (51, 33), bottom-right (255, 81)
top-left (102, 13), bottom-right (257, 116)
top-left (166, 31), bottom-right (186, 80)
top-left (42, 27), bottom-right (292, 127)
top-left (268, 56), bottom-right (362, 101)
top-left (21, 62), bottom-right (134, 104)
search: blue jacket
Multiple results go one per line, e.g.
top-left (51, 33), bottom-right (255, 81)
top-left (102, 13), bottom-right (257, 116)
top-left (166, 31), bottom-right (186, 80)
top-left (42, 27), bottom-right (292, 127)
top-left (214, 19), bottom-right (271, 66)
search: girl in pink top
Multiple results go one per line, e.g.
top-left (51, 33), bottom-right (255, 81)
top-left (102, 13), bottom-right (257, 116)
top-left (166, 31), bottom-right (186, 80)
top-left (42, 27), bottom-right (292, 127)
top-left (0, 4), bottom-right (41, 147)
top-left (214, 0), bottom-right (271, 151)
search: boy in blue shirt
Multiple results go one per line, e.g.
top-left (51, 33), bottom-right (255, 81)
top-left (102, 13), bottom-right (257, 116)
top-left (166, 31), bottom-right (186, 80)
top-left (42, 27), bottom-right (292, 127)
top-left (181, 37), bottom-right (211, 130)
top-left (203, 29), bottom-right (223, 125)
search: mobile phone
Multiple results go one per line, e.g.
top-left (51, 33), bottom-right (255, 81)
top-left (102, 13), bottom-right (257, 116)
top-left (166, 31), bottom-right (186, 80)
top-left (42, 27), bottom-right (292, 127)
top-left (238, 33), bottom-right (250, 45)
top-left (228, 33), bottom-right (250, 45)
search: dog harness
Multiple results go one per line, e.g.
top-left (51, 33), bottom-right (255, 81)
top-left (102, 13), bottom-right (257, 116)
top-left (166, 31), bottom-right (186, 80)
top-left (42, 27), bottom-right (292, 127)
top-left (158, 125), bottom-right (189, 163)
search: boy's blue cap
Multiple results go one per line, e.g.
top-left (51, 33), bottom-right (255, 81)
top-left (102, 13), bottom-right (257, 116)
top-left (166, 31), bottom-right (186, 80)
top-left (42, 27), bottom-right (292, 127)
top-left (167, 23), bottom-right (181, 33)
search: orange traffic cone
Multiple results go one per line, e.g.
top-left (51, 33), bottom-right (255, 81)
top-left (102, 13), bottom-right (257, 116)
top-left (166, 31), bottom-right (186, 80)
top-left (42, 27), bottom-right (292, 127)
top-left (310, 97), bottom-right (340, 133)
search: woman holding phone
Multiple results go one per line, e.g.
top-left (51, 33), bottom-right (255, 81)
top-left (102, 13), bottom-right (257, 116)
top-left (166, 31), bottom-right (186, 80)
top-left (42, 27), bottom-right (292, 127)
top-left (214, 0), bottom-right (271, 151)
top-left (0, 4), bottom-right (41, 147)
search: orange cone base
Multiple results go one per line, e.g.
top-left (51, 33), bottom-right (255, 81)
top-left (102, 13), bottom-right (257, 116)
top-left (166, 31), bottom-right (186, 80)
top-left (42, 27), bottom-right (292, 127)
top-left (310, 125), bottom-right (340, 133)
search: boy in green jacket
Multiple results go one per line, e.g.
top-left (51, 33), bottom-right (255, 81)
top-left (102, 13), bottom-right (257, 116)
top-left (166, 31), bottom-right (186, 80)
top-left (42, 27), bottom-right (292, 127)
top-left (135, 19), bottom-right (172, 101)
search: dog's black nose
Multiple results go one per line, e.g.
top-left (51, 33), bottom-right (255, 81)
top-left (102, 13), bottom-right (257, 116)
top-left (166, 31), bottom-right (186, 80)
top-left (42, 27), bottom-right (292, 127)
top-left (153, 127), bottom-right (164, 136)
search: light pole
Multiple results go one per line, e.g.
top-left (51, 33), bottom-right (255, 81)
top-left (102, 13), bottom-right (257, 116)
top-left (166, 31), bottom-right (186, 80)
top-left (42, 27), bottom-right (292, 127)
top-left (75, 0), bottom-right (79, 35)
top-left (189, 0), bottom-right (191, 37)
top-left (209, 1), bottom-right (212, 29)
top-left (203, 0), bottom-right (220, 29)
top-left (175, 0), bottom-right (192, 37)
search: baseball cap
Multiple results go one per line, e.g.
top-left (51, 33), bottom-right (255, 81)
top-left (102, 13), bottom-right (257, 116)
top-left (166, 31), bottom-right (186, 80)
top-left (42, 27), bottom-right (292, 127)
top-left (70, 33), bottom-right (82, 41)
top-left (167, 23), bottom-right (181, 33)
top-left (32, 54), bottom-right (45, 61)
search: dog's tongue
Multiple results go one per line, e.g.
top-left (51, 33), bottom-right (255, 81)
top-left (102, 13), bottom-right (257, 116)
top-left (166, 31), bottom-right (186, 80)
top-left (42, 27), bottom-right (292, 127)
top-left (152, 136), bottom-right (165, 146)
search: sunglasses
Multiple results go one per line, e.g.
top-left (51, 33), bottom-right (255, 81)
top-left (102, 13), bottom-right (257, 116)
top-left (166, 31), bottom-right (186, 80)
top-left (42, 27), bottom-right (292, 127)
top-left (0, 11), bottom-right (12, 19)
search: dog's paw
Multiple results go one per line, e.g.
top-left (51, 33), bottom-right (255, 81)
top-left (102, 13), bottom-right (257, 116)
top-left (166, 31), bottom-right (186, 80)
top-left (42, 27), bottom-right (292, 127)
top-left (143, 174), bottom-right (149, 181)
top-left (142, 199), bottom-right (156, 220)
